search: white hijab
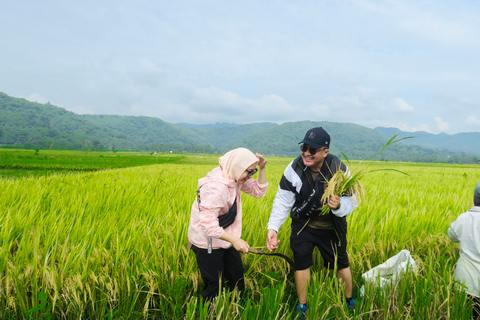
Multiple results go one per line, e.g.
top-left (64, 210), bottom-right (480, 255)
top-left (218, 148), bottom-right (259, 182)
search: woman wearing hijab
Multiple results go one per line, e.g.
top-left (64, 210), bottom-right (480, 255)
top-left (188, 148), bottom-right (268, 300)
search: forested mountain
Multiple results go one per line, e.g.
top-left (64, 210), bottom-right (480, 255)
top-left (235, 121), bottom-right (478, 162)
top-left (82, 114), bottom-right (277, 151)
top-left (182, 122), bottom-right (278, 149)
top-left (81, 114), bottom-right (208, 151)
top-left (0, 92), bottom-right (276, 153)
top-left (375, 127), bottom-right (480, 157)
top-left (0, 92), bottom-right (479, 163)
top-left (236, 121), bottom-right (386, 157)
top-left (0, 92), bottom-right (120, 149)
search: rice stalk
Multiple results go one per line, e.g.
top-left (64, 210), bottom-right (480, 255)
top-left (318, 133), bottom-right (412, 215)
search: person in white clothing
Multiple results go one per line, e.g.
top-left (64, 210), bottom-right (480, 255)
top-left (448, 181), bottom-right (480, 320)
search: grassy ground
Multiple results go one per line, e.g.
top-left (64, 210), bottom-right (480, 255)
top-left (0, 149), bottom-right (479, 319)
top-left (0, 149), bottom-right (188, 178)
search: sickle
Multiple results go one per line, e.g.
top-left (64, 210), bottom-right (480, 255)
top-left (249, 248), bottom-right (295, 270)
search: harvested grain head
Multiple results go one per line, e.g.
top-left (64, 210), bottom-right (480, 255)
top-left (319, 167), bottom-right (366, 215)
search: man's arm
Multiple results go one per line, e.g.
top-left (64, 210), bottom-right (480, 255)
top-left (266, 187), bottom-right (295, 251)
top-left (330, 162), bottom-right (358, 217)
top-left (447, 218), bottom-right (460, 243)
top-left (266, 162), bottom-right (299, 251)
top-left (331, 195), bottom-right (358, 217)
top-left (267, 187), bottom-right (295, 232)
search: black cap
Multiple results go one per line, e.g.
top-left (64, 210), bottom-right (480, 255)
top-left (299, 127), bottom-right (330, 149)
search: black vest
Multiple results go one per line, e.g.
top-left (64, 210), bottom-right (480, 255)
top-left (289, 154), bottom-right (348, 239)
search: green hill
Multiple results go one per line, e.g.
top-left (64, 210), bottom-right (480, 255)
top-left (81, 114), bottom-right (208, 150)
top-left (186, 122), bottom-right (278, 149)
top-left (235, 120), bottom-right (478, 162)
top-left (0, 92), bottom-right (478, 163)
top-left (82, 115), bottom-right (277, 151)
top-left (0, 92), bottom-right (276, 153)
top-left (0, 92), bottom-right (120, 149)
top-left (375, 127), bottom-right (480, 157)
top-left (236, 121), bottom-right (387, 157)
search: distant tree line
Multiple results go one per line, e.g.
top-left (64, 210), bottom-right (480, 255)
top-left (0, 142), bottom-right (219, 155)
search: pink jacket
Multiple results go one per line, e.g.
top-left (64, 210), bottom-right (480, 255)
top-left (188, 166), bottom-right (268, 249)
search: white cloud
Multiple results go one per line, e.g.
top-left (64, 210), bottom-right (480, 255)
top-left (190, 86), bottom-right (244, 110)
top-left (133, 58), bottom-right (165, 88)
top-left (411, 124), bottom-right (432, 133)
top-left (25, 93), bottom-right (49, 104)
top-left (400, 13), bottom-right (470, 44)
top-left (2, 1), bottom-right (480, 133)
top-left (70, 104), bottom-right (96, 115)
top-left (356, 86), bottom-right (378, 99)
top-left (465, 115), bottom-right (480, 126)
top-left (434, 116), bottom-right (449, 132)
top-left (393, 98), bottom-right (414, 112)
top-left (306, 104), bottom-right (330, 119)
top-left (146, 85), bottom-right (299, 124)
top-left (326, 95), bottom-right (364, 108)
top-left (354, 0), bottom-right (476, 45)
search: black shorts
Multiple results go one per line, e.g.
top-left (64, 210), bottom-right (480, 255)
top-left (290, 226), bottom-right (349, 271)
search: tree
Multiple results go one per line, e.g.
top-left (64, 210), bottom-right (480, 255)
top-left (92, 140), bottom-right (102, 149)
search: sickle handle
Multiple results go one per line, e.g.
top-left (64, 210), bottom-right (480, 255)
top-left (249, 248), bottom-right (265, 255)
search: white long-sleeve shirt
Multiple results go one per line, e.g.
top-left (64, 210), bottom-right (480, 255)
top-left (267, 158), bottom-right (357, 233)
top-left (447, 206), bottom-right (480, 297)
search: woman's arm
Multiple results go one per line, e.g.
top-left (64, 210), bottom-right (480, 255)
top-left (220, 230), bottom-right (251, 253)
top-left (256, 152), bottom-right (267, 185)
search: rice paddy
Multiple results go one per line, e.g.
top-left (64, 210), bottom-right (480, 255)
top-left (0, 149), bottom-right (479, 319)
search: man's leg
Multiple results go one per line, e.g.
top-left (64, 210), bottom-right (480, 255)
top-left (290, 226), bottom-right (316, 307)
top-left (337, 266), bottom-right (355, 313)
top-left (336, 267), bottom-right (353, 298)
top-left (294, 268), bottom-right (311, 304)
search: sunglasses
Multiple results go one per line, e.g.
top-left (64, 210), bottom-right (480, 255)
top-left (246, 168), bottom-right (258, 178)
top-left (300, 144), bottom-right (326, 155)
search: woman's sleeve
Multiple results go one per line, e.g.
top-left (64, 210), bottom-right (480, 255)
top-left (240, 179), bottom-right (268, 198)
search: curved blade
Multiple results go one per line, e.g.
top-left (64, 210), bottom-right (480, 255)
top-left (249, 248), bottom-right (295, 270)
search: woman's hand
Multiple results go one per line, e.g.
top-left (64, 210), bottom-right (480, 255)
top-left (255, 153), bottom-right (267, 184)
top-left (220, 231), bottom-right (250, 254)
top-left (232, 238), bottom-right (250, 254)
top-left (255, 153), bottom-right (267, 169)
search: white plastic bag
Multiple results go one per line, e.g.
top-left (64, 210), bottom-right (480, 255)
top-left (359, 249), bottom-right (417, 297)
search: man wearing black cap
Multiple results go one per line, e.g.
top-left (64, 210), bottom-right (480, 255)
top-left (265, 127), bottom-right (358, 315)
top-left (448, 182), bottom-right (480, 320)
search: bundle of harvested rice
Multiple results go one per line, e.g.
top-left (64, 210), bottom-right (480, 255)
top-left (318, 133), bottom-right (410, 215)
top-left (318, 167), bottom-right (366, 215)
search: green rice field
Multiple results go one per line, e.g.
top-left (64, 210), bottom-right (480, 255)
top-left (0, 149), bottom-right (479, 319)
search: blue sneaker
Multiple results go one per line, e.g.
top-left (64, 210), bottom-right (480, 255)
top-left (296, 303), bottom-right (307, 319)
top-left (346, 298), bottom-right (355, 313)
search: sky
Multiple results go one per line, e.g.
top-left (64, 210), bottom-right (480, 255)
top-left (1, 0), bottom-right (480, 134)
